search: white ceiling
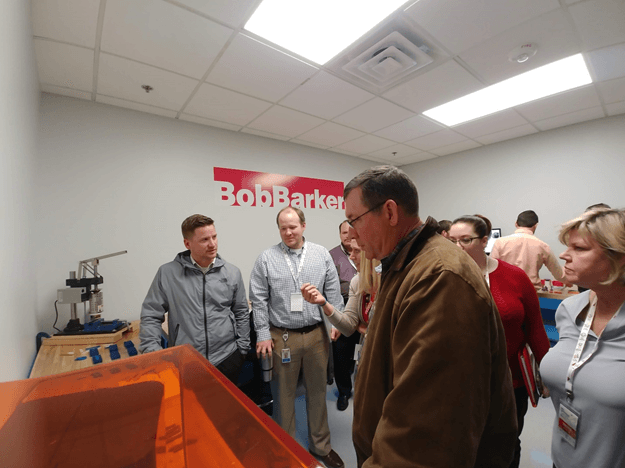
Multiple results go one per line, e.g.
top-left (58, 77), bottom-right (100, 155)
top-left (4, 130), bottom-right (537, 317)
top-left (32, 0), bottom-right (625, 166)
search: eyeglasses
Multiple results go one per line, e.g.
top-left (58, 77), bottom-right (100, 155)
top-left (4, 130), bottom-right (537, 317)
top-left (347, 201), bottom-right (386, 228)
top-left (449, 237), bottom-right (481, 246)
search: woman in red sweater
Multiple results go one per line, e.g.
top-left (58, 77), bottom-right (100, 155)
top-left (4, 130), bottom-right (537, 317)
top-left (449, 214), bottom-right (550, 468)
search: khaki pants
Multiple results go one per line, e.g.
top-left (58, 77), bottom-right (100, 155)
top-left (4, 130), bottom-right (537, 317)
top-left (270, 325), bottom-right (332, 456)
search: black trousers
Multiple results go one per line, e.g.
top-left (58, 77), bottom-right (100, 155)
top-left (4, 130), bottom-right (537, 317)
top-left (332, 332), bottom-right (360, 397)
top-left (510, 386), bottom-right (529, 468)
top-left (216, 348), bottom-right (245, 385)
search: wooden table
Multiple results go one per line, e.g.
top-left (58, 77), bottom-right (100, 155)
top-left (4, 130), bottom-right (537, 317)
top-left (30, 320), bottom-right (141, 378)
top-left (537, 290), bottom-right (579, 300)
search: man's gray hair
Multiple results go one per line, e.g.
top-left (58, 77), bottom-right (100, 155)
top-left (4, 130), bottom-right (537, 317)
top-left (344, 165), bottom-right (419, 216)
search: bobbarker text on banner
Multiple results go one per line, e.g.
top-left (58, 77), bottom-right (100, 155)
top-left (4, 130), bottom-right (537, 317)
top-left (214, 167), bottom-right (344, 210)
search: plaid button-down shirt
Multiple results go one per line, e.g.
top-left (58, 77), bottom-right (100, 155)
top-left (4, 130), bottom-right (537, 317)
top-left (250, 240), bottom-right (343, 342)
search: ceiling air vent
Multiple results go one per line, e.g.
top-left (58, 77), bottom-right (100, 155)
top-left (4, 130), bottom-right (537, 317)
top-left (342, 31), bottom-right (433, 87)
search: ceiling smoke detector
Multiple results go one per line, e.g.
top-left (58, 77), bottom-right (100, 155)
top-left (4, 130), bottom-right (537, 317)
top-left (508, 43), bottom-right (538, 63)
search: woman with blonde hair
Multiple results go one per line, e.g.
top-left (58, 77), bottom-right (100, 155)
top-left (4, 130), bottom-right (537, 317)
top-left (302, 238), bottom-right (380, 345)
top-left (541, 208), bottom-right (625, 468)
top-left (304, 238), bottom-right (379, 336)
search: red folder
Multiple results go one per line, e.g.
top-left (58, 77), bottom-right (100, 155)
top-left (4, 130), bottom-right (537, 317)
top-left (518, 343), bottom-right (543, 407)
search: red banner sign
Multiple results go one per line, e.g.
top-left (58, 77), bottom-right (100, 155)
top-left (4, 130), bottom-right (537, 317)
top-left (214, 167), bottom-right (345, 210)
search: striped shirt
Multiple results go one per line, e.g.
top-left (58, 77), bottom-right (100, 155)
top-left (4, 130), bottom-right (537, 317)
top-left (250, 240), bottom-right (344, 342)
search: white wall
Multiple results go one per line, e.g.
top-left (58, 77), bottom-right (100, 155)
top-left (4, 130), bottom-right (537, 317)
top-left (25, 92), bottom-right (625, 381)
top-left (403, 113), bottom-right (625, 273)
top-left (35, 94), bottom-right (372, 338)
top-left (0, 1), bottom-right (40, 382)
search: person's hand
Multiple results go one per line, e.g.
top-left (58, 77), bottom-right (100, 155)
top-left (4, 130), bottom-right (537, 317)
top-left (301, 283), bottom-right (326, 306)
top-left (256, 339), bottom-right (274, 358)
top-left (330, 327), bottom-right (341, 341)
top-left (357, 322), bottom-right (368, 335)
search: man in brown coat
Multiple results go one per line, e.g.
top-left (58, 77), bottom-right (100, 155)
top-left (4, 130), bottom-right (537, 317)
top-left (343, 165), bottom-right (517, 468)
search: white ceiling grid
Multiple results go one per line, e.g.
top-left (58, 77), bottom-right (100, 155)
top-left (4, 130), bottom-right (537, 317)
top-left (32, 0), bottom-right (625, 166)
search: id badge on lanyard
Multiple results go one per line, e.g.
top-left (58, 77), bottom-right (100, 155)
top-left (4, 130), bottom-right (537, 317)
top-left (291, 292), bottom-right (303, 312)
top-left (558, 400), bottom-right (581, 448)
top-left (281, 330), bottom-right (291, 364)
top-left (557, 297), bottom-right (602, 448)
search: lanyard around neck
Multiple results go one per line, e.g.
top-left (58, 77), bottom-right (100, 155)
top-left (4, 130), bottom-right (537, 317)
top-left (564, 296), bottom-right (623, 399)
top-left (281, 242), bottom-right (307, 287)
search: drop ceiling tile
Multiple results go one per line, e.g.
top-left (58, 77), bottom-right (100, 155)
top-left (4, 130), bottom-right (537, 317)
top-left (475, 124), bottom-right (538, 145)
top-left (291, 139), bottom-right (330, 150)
top-left (101, 0), bottom-right (232, 80)
top-left (96, 95), bottom-right (178, 118)
top-left (32, 0), bottom-right (100, 48)
top-left (374, 115), bottom-right (444, 142)
top-left (333, 98), bottom-right (414, 133)
top-left (184, 83), bottom-right (272, 126)
top-left (430, 140), bottom-right (482, 156)
top-left (358, 154), bottom-right (391, 164)
top-left (172, 0), bottom-right (257, 28)
top-left (207, 34), bottom-right (318, 102)
top-left (246, 106), bottom-right (324, 138)
top-left (41, 84), bottom-right (92, 101)
top-left (368, 144), bottom-right (420, 160)
top-left (459, 9), bottom-right (580, 84)
top-left (596, 77), bottom-right (625, 104)
top-left (331, 148), bottom-right (359, 157)
top-left (534, 106), bottom-right (606, 131)
top-left (180, 114), bottom-right (242, 131)
top-left (280, 71), bottom-right (375, 119)
top-left (97, 53), bottom-right (199, 111)
top-left (569, 0), bottom-right (625, 50)
top-left (35, 40), bottom-right (94, 92)
top-left (606, 101), bottom-right (625, 116)
top-left (404, 0), bottom-right (559, 55)
top-left (335, 135), bottom-right (396, 154)
top-left (453, 109), bottom-right (529, 138)
top-left (241, 128), bottom-right (291, 141)
top-left (587, 42), bottom-right (625, 82)
top-left (296, 122), bottom-right (365, 147)
top-left (394, 152), bottom-right (437, 166)
top-left (516, 85), bottom-right (602, 122)
top-left (405, 129), bottom-right (468, 151)
top-left (383, 60), bottom-right (484, 114)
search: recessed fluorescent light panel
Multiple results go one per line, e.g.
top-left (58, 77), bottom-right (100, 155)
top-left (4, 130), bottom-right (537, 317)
top-left (423, 54), bottom-right (592, 127)
top-left (244, 0), bottom-right (408, 65)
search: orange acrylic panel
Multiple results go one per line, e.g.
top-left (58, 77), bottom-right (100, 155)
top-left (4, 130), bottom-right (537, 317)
top-left (0, 345), bottom-right (323, 468)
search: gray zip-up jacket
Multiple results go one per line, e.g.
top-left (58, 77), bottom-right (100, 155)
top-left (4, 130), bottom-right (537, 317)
top-left (139, 251), bottom-right (250, 366)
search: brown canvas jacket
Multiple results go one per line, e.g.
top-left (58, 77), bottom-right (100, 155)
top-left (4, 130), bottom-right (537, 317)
top-left (352, 217), bottom-right (517, 468)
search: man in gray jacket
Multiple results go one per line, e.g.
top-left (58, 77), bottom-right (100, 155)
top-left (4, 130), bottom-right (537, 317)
top-left (140, 214), bottom-right (250, 383)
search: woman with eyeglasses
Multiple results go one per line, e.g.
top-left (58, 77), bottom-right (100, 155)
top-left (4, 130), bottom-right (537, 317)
top-left (449, 215), bottom-right (550, 468)
top-left (540, 208), bottom-right (625, 468)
